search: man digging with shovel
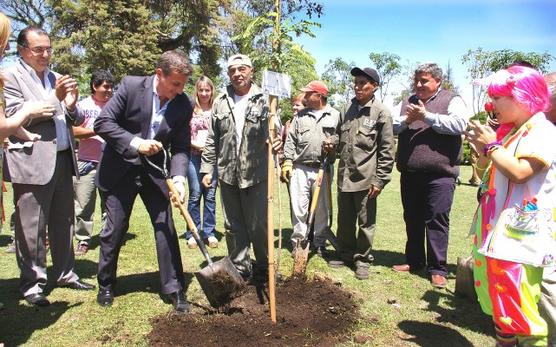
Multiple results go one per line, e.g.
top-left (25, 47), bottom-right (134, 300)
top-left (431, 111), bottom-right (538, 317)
top-left (281, 81), bottom-right (339, 273)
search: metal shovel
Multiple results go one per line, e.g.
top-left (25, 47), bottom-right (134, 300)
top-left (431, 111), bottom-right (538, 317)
top-left (144, 151), bottom-right (245, 308)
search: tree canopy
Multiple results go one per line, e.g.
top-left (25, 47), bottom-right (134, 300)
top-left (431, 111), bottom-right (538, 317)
top-left (368, 52), bottom-right (401, 102)
top-left (462, 48), bottom-right (554, 114)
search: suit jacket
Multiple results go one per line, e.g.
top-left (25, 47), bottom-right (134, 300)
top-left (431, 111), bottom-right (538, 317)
top-left (94, 75), bottom-right (192, 194)
top-left (2, 60), bottom-right (82, 185)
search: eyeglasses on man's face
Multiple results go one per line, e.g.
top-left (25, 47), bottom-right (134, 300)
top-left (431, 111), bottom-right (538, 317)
top-left (21, 44), bottom-right (53, 55)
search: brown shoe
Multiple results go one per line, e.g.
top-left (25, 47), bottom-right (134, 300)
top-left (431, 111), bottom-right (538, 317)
top-left (392, 264), bottom-right (411, 272)
top-left (431, 274), bottom-right (447, 289)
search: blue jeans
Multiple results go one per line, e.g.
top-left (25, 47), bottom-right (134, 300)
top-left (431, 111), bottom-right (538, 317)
top-left (185, 154), bottom-right (217, 239)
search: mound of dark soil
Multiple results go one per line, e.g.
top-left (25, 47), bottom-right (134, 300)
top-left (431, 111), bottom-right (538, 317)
top-left (148, 276), bottom-right (358, 346)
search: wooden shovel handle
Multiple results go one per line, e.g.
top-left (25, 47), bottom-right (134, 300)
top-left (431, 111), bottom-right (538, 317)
top-left (166, 179), bottom-right (213, 265)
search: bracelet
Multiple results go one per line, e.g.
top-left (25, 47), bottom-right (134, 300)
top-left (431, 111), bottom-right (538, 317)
top-left (482, 140), bottom-right (502, 156)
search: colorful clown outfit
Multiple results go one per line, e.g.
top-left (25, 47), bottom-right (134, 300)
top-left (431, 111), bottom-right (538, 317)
top-left (472, 112), bottom-right (556, 346)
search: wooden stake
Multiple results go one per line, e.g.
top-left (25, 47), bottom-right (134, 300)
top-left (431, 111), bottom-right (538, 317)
top-left (267, 95), bottom-right (278, 323)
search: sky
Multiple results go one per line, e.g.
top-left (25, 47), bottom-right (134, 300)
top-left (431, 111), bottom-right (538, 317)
top-left (296, 0), bottom-right (556, 108)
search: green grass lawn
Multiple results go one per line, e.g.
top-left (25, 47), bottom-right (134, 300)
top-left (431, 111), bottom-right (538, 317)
top-left (0, 166), bottom-right (495, 346)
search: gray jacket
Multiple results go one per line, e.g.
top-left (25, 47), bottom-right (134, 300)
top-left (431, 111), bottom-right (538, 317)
top-left (332, 96), bottom-right (395, 192)
top-left (283, 105), bottom-right (339, 166)
top-left (200, 84), bottom-right (269, 188)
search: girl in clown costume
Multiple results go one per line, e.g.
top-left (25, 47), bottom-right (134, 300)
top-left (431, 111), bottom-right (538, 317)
top-left (467, 65), bottom-right (556, 347)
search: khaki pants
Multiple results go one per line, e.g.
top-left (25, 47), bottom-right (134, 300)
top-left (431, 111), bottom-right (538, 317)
top-left (289, 164), bottom-right (331, 248)
top-left (73, 160), bottom-right (105, 245)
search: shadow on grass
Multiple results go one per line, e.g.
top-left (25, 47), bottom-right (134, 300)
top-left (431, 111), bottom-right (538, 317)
top-left (113, 271), bottom-right (195, 297)
top-left (275, 228), bottom-right (293, 251)
top-left (0, 260), bottom-right (100, 300)
top-left (0, 234), bottom-right (13, 247)
top-left (421, 289), bottom-right (493, 335)
top-left (86, 232), bottom-right (137, 252)
top-left (398, 320), bottom-right (474, 347)
top-left (0, 301), bottom-right (82, 347)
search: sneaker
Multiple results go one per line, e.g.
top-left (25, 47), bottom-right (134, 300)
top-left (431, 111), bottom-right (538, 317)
top-left (187, 237), bottom-right (197, 249)
top-left (75, 243), bottom-right (89, 256)
top-left (4, 241), bottom-right (16, 254)
top-left (207, 236), bottom-right (219, 248)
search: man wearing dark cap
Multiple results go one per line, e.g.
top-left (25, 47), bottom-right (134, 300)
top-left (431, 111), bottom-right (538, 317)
top-left (391, 62), bottom-right (471, 288)
top-left (324, 67), bottom-right (395, 280)
top-left (282, 80), bottom-right (339, 256)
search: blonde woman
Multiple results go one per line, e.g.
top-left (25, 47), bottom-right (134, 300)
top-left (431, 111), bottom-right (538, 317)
top-left (185, 75), bottom-right (219, 248)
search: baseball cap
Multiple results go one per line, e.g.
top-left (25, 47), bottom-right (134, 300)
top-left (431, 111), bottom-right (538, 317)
top-left (300, 80), bottom-right (329, 97)
top-left (227, 54), bottom-right (252, 69)
top-left (351, 67), bottom-right (380, 84)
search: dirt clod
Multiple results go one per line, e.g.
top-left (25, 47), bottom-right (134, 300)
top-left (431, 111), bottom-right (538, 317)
top-left (148, 276), bottom-right (358, 346)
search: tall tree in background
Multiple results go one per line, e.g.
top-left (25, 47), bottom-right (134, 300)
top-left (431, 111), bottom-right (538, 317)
top-left (3, 0), bottom-right (229, 82)
top-left (229, 0), bottom-right (322, 76)
top-left (148, 0), bottom-right (230, 79)
top-left (321, 57), bottom-right (355, 109)
top-left (0, 0), bottom-right (52, 30)
top-left (229, 0), bottom-right (323, 120)
top-left (462, 48), bottom-right (554, 114)
top-left (50, 0), bottom-right (160, 80)
top-left (392, 60), bottom-right (417, 105)
top-left (368, 52), bottom-right (401, 102)
top-left (441, 61), bottom-right (459, 93)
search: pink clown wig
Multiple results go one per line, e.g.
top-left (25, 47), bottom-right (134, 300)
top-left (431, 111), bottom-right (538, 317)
top-left (485, 66), bottom-right (550, 115)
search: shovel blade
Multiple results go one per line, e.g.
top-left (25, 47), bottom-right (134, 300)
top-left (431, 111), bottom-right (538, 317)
top-left (195, 257), bottom-right (245, 308)
top-left (292, 240), bottom-right (310, 276)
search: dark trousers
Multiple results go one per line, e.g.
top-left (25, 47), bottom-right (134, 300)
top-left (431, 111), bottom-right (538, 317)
top-left (336, 190), bottom-right (377, 265)
top-left (97, 166), bottom-right (185, 294)
top-left (400, 172), bottom-right (455, 276)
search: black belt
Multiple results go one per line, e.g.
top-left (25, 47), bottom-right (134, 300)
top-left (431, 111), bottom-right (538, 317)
top-left (299, 162), bottom-right (321, 168)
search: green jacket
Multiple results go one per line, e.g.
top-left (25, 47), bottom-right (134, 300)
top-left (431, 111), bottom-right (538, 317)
top-left (332, 96), bottom-right (395, 192)
top-left (283, 105), bottom-right (339, 166)
top-left (200, 84), bottom-right (269, 188)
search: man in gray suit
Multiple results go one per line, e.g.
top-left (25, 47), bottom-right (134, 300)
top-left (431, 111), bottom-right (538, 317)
top-left (3, 26), bottom-right (95, 307)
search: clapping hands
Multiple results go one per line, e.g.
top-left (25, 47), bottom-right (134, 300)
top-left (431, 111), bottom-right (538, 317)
top-left (55, 75), bottom-right (79, 111)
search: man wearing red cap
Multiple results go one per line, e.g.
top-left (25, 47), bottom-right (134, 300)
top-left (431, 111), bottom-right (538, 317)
top-left (282, 81), bottom-right (338, 256)
top-left (324, 67), bottom-right (395, 280)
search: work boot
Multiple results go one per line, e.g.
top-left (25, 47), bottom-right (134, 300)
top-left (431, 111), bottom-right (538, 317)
top-left (355, 263), bottom-right (370, 280)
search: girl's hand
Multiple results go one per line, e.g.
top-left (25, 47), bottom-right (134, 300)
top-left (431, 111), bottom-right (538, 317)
top-left (465, 120), bottom-right (497, 155)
